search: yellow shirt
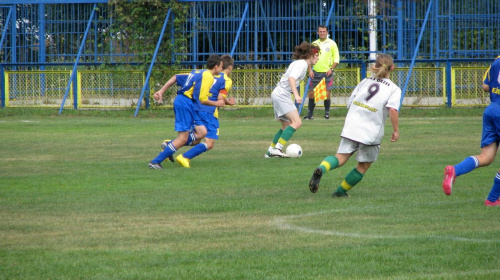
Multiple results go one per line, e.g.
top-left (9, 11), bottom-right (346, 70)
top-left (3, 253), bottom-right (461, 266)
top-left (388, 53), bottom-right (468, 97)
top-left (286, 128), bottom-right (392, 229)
top-left (312, 38), bottom-right (340, 72)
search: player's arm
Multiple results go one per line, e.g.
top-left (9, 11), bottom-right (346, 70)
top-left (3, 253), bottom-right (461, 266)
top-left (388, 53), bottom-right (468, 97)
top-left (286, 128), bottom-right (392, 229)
top-left (220, 79), bottom-right (235, 105)
top-left (218, 91), bottom-right (235, 105)
top-left (153, 75), bottom-right (177, 103)
top-left (482, 67), bottom-right (491, 92)
top-left (328, 41), bottom-right (340, 76)
top-left (199, 72), bottom-right (225, 107)
top-left (388, 107), bottom-right (399, 142)
top-left (288, 76), bottom-right (302, 104)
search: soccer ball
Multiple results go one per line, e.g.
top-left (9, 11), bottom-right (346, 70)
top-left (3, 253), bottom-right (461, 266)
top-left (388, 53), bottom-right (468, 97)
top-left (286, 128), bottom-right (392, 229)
top-left (286, 144), bottom-right (302, 158)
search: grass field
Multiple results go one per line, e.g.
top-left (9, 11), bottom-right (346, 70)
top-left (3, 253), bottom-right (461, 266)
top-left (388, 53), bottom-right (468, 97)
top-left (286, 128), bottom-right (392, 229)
top-left (1, 107), bottom-right (499, 279)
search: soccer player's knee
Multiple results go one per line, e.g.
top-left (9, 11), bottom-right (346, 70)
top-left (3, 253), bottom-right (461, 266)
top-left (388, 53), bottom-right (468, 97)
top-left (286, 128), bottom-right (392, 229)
top-left (206, 142), bottom-right (214, 150)
top-left (294, 120), bottom-right (302, 129)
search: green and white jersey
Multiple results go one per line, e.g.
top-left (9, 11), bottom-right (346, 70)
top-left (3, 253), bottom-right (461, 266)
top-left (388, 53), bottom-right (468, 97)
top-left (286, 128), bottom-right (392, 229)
top-left (275, 59), bottom-right (308, 93)
top-left (341, 77), bottom-right (401, 145)
top-left (312, 38), bottom-right (340, 72)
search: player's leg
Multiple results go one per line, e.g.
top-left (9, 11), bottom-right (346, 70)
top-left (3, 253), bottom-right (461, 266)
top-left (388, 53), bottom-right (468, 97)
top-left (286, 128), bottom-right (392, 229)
top-left (309, 153), bottom-right (351, 193)
top-left (149, 131), bottom-right (189, 169)
top-left (332, 161), bottom-right (371, 197)
top-left (176, 118), bottom-right (217, 168)
top-left (149, 95), bottom-right (193, 169)
top-left (324, 75), bottom-right (334, 119)
top-left (266, 127), bottom-right (284, 158)
top-left (332, 143), bottom-right (377, 197)
top-left (274, 109), bottom-right (301, 150)
top-left (267, 91), bottom-right (295, 158)
top-left (309, 137), bottom-right (358, 193)
top-left (304, 90), bottom-right (315, 120)
top-left (443, 109), bottom-right (498, 195)
top-left (485, 168), bottom-right (500, 206)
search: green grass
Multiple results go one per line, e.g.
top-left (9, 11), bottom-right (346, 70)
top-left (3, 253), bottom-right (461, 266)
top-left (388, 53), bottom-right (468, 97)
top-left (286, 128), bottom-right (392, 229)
top-left (1, 107), bottom-right (499, 279)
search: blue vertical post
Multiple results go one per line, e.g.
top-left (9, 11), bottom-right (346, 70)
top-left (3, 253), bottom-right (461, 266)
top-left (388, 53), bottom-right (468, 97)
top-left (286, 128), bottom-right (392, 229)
top-left (400, 0), bottom-right (434, 109)
top-left (192, 4), bottom-right (197, 64)
top-left (0, 6), bottom-right (13, 54)
top-left (170, 14), bottom-right (175, 64)
top-left (134, 9), bottom-right (171, 117)
top-left (0, 64), bottom-right (4, 108)
top-left (58, 4), bottom-right (97, 114)
top-left (230, 2), bottom-right (249, 57)
top-left (434, 0), bottom-right (439, 59)
top-left (397, 0), bottom-right (403, 60)
top-left (11, 4), bottom-right (16, 68)
top-left (0, 6), bottom-right (12, 107)
top-left (39, 4), bottom-right (46, 97)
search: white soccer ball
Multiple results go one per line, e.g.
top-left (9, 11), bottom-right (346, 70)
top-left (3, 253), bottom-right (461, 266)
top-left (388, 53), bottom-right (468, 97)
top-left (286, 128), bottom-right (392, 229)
top-left (286, 144), bottom-right (302, 158)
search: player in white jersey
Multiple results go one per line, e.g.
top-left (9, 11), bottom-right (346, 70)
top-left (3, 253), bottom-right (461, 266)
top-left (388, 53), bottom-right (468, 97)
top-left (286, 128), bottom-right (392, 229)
top-left (265, 42), bottom-right (320, 158)
top-left (309, 53), bottom-right (401, 197)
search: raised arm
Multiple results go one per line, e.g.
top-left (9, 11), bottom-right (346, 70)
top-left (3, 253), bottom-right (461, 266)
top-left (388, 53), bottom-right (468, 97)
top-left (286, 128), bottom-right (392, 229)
top-left (153, 75), bottom-right (177, 103)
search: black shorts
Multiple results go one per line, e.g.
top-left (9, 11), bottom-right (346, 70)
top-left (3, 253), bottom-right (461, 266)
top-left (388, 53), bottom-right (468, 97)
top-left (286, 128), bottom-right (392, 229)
top-left (309, 70), bottom-right (334, 91)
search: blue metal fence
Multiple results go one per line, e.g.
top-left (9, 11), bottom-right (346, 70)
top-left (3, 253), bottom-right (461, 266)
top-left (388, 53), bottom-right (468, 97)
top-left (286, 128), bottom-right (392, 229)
top-left (0, 0), bottom-right (499, 111)
top-left (1, 0), bottom-right (499, 66)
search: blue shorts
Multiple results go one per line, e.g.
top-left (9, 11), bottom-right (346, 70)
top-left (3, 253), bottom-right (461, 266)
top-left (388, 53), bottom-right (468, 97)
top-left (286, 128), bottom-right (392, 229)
top-left (196, 111), bottom-right (219, 140)
top-left (173, 94), bottom-right (195, 132)
top-left (481, 103), bottom-right (500, 148)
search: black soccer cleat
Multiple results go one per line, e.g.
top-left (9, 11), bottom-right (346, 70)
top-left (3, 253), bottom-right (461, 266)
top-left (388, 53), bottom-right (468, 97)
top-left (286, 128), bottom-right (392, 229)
top-left (332, 191), bottom-right (350, 198)
top-left (309, 168), bottom-right (323, 193)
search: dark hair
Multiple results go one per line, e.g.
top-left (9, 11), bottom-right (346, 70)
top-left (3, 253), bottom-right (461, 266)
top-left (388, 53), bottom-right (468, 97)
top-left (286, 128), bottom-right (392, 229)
top-left (317, 25), bottom-right (328, 31)
top-left (206, 54), bottom-right (222, 69)
top-left (292, 41), bottom-right (319, 60)
top-left (221, 55), bottom-right (234, 70)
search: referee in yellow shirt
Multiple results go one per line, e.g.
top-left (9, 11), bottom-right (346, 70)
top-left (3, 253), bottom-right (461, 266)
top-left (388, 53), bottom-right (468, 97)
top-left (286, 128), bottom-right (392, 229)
top-left (304, 25), bottom-right (340, 120)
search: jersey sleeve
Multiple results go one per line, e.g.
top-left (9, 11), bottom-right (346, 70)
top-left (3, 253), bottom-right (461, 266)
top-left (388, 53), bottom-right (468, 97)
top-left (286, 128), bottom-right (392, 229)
top-left (483, 67), bottom-right (491, 86)
top-left (288, 60), bottom-right (307, 80)
top-left (175, 74), bottom-right (189, 87)
top-left (199, 71), bottom-right (215, 102)
top-left (386, 85), bottom-right (402, 111)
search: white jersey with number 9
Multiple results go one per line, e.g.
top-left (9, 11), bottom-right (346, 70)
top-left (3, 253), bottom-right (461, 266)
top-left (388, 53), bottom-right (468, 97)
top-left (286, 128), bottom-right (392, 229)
top-left (341, 77), bottom-right (401, 145)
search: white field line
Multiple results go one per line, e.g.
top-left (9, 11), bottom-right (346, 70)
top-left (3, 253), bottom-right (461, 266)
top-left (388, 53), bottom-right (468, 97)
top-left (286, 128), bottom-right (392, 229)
top-left (271, 209), bottom-right (500, 243)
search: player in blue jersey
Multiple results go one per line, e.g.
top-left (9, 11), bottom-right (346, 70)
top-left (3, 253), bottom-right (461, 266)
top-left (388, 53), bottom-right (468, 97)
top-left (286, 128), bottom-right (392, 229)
top-left (442, 56), bottom-right (500, 206)
top-left (148, 54), bottom-right (225, 169)
top-left (175, 55), bottom-right (236, 168)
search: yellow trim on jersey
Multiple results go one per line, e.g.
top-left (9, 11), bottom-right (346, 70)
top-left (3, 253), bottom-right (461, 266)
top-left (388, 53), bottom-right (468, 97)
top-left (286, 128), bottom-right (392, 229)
top-left (184, 84), bottom-right (194, 99)
top-left (353, 101), bottom-right (377, 112)
top-left (225, 75), bottom-right (233, 92)
top-left (199, 71), bottom-right (215, 102)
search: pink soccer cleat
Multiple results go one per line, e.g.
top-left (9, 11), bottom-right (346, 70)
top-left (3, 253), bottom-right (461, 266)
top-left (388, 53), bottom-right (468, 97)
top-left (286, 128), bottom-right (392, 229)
top-left (442, 165), bottom-right (456, 195)
top-left (484, 200), bottom-right (500, 207)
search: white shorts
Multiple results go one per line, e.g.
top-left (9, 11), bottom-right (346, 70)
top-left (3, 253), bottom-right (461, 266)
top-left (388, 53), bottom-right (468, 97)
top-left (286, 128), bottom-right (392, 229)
top-left (271, 87), bottom-right (296, 122)
top-left (337, 137), bottom-right (380, 162)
